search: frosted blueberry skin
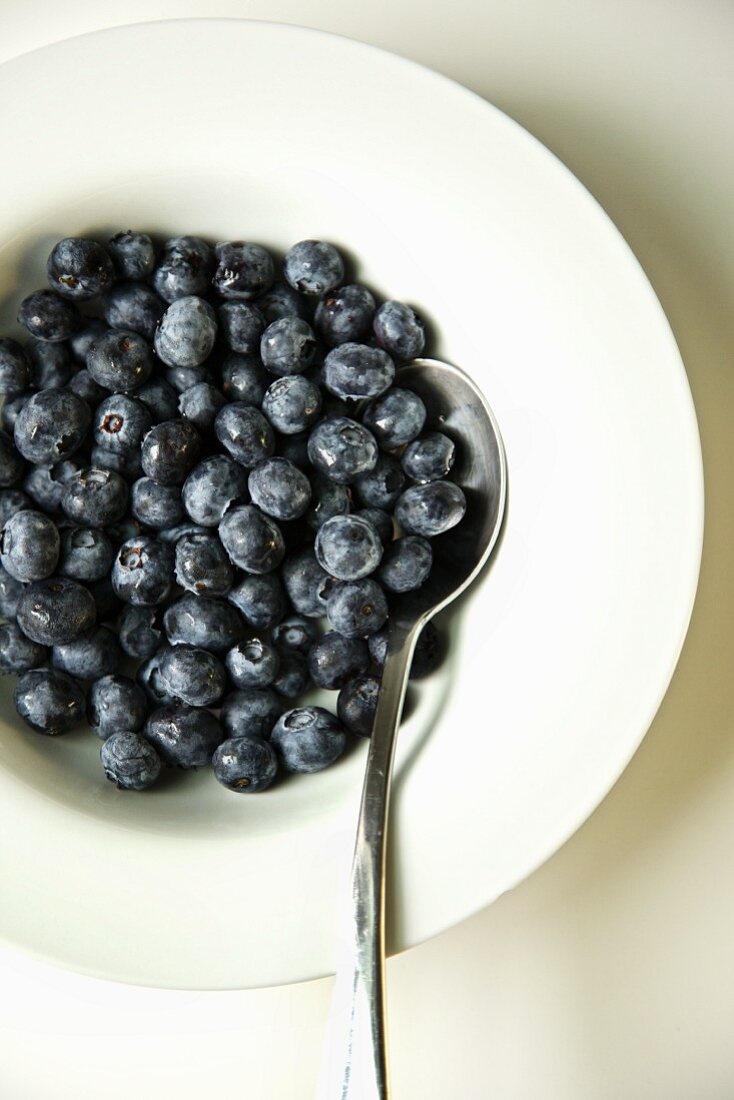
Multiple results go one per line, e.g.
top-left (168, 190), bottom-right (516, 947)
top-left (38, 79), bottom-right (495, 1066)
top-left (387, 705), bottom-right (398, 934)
top-left (322, 343), bottom-right (395, 401)
top-left (52, 625), bottom-right (122, 681)
top-left (15, 668), bottom-right (85, 735)
top-left (86, 329), bottom-right (154, 392)
top-left (152, 236), bottom-right (214, 303)
top-left (281, 548), bottom-right (334, 618)
top-left (314, 514), bottom-right (383, 581)
top-left (16, 577), bottom-right (96, 646)
top-left (0, 622), bottom-right (48, 674)
top-left (100, 731), bottom-right (162, 790)
top-left (23, 459), bottom-right (81, 514)
top-left (373, 300), bottom-right (426, 361)
top-left (163, 594), bottom-right (245, 653)
top-left (136, 647), bottom-right (177, 706)
top-left (215, 403), bottom-right (275, 469)
top-left (337, 674), bottom-right (381, 737)
top-left (158, 645), bottom-right (227, 708)
top-left (90, 444), bottom-right (143, 482)
top-left (1, 395), bottom-right (31, 434)
top-left (308, 631), bottom-right (370, 690)
top-left (87, 674), bottom-right (148, 740)
top-left (218, 301), bottom-right (266, 354)
top-left (143, 704), bottom-right (223, 768)
top-left (27, 339), bottom-right (72, 390)
top-left (101, 282), bottom-right (165, 340)
top-left (270, 706), bottom-right (347, 773)
top-left (362, 387), bottom-right (427, 451)
top-left (111, 537), bottom-right (174, 607)
top-left (174, 532), bottom-right (234, 596)
top-left (226, 638), bottom-right (281, 690)
top-left (182, 455), bottom-right (248, 527)
top-left (394, 481), bottom-right (467, 537)
top-left (61, 466), bottom-right (129, 526)
top-left (165, 364), bottom-right (209, 394)
top-left (0, 338), bottom-right (32, 396)
top-left (219, 504), bottom-right (285, 575)
top-left (262, 375), bottom-right (322, 435)
top-left (212, 241), bottom-right (274, 301)
top-left (376, 535), bottom-right (433, 593)
top-left (314, 284), bottom-right (376, 347)
top-left (256, 281), bottom-right (310, 324)
top-left (154, 296), bottom-right (218, 369)
top-left (248, 458), bottom-right (311, 522)
top-left (118, 605), bottom-right (164, 661)
top-left (220, 689), bottom-right (281, 741)
top-left (355, 507), bottom-right (393, 546)
top-left (93, 394), bottom-right (153, 455)
top-left (0, 431), bottom-right (25, 488)
top-left (0, 564), bottom-right (23, 618)
top-left (212, 736), bottom-right (278, 793)
top-left (177, 382), bottom-right (226, 432)
top-left (260, 318), bottom-right (317, 377)
top-left (66, 369), bottom-right (108, 408)
top-left (46, 237), bottom-right (115, 301)
top-left (326, 578), bottom-right (388, 638)
top-left (271, 652), bottom-right (310, 700)
top-left (227, 572), bottom-right (287, 631)
top-left (353, 453), bottom-right (405, 510)
top-left (107, 231), bottom-right (156, 281)
top-left (141, 419), bottom-right (202, 485)
top-left (306, 417), bottom-right (378, 485)
top-left (0, 509), bottom-right (59, 582)
top-left (0, 489), bottom-right (30, 527)
top-left (136, 377), bottom-right (179, 423)
top-left (14, 389), bottom-right (91, 465)
top-left (305, 475), bottom-right (351, 531)
top-left (272, 615), bottom-right (319, 657)
top-left (220, 353), bottom-right (269, 405)
top-left (130, 477), bottom-right (185, 529)
top-left (401, 431), bottom-right (456, 483)
top-left (283, 240), bottom-right (345, 297)
top-left (69, 318), bottom-right (109, 364)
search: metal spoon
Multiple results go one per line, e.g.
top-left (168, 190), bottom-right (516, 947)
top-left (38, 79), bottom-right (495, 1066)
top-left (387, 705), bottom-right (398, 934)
top-left (317, 358), bottom-right (507, 1099)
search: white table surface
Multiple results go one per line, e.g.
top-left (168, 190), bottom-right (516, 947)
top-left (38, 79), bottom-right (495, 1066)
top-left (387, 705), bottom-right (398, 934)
top-left (0, 3), bottom-right (731, 1097)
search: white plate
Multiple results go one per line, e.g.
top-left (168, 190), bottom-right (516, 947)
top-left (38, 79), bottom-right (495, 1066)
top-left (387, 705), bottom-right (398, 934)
top-left (0, 20), bottom-right (703, 990)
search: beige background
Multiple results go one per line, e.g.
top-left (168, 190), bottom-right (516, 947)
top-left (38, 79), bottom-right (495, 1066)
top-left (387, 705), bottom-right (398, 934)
top-left (0, 2), bottom-right (731, 1097)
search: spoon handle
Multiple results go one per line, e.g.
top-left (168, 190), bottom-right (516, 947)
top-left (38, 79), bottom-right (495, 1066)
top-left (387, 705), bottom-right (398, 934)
top-left (316, 624), bottom-right (418, 1100)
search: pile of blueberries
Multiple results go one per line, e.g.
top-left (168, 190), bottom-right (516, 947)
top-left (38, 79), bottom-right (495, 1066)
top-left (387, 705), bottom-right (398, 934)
top-left (0, 232), bottom-right (465, 793)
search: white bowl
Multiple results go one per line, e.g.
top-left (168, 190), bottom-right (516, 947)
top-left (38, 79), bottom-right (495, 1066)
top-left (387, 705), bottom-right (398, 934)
top-left (0, 20), bottom-right (703, 990)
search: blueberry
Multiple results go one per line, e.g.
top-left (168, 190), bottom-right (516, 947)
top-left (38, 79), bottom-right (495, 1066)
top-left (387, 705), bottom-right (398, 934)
top-left (314, 284), bottom-right (376, 347)
top-left (326, 578), bottom-right (388, 638)
top-left (158, 644), bottom-right (227, 707)
top-left (66, 369), bottom-right (109, 407)
top-left (22, 459), bottom-right (79, 513)
top-left (337, 674), bottom-right (380, 737)
top-left (221, 352), bottom-right (269, 405)
top-left (281, 548), bottom-right (333, 618)
top-left (61, 467), bottom-right (129, 526)
top-left (27, 339), bottom-right (73, 389)
top-left (100, 731), bottom-right (162, 790)
top-left (178, 381), bottom-right (226, 430)
top-left (111, 537), bottom-right (174, 606)
top-left (219, 504), bottom-right (285, 574)
top-left (58, 526), bottom-right (113, 582)
top-left (272, 615), bottom-right (319, 657)
top-left (283, 241), bottom-right (344, 297)
top-left (14, 389), bottom-right (91, 465)
top-left (368, 620), bottom-right (443, 679)
top-left (101, 282), bottom-right (165, 340)
top-left (107, 231), bottom-right (156, 281)
top-left (353, 453), bottom-right (405, 510)
top-left (137, 647), bottom-right (177, 706)
top-left (212, 241), bottom-right (274, 300)
top-left (164, 365), bottom-right (210, 394)
top-left (373, 300), bottom-right (426, 360)
top-left (88, 674), bottom-right (148, 739)
top-left (153, 236), bottom-right (214, 303)
top-left (118, 604), bottom-right (163, 660)
top-left (15, 668), bottom-right (85, 734)
top-left (322, 343), bottom-right (394, 400)
top-left (262, 375), bottom-right (322, 435)
top-left (218, 301), bottom-right (266, 354)
top-left (225, 638), bottom-right (280, 690)
top-left (305, 475), bottom-right (351, 530)
top-left (260, 317), bottom-right (316, 376)
top-left (47, 237), bottom-right (115, 301)
top-left (307, 416), bottom-right (378, 485)
top-left (0, 563), bottom-right (23, 618)
top-left (90, 445), bottom-right (143, 481)
top-left (270, 706), bottom-right (346, 772)
top-left (52, 625), bottom-right (121, 680)
top-left (227, 572), bottom-right (286, 630)
top-left (0, 431), bottom-right (25, 487)
top-left (0, 338), bottom-right (32, 396)
top-left (362, 387), bottom-right (427, 450)
top-left (355, 507), bottom-right (393, 545)
top-left (314, 514), bottom-right (383, 581)
top-left (141, 419), bottom-right (201, 485)
top-left (308, 631), bottom-right (369, 689)
top-left (247, 458), bottom-right (311, 522)
top-left (0, 622), bottom-right (48, 674)
top-left (401, 432), bottom-right (456, 483)
top-left (154, 296), bottom-right (218, 368)
top-left (130, 477), bottom-right (185, 529)
top-left (220, 688), bottom-right (280, 740)
top-left (135, 377), bottom-right (179, 423)
top-left (182, 455), bottom-right (248, 527)
top-left (93, 393), bottom-right (153, 455)
top-left (394, 481), bottom-right (466, 536)
top-left (69, 318), bottom-right (110, 363)
top-left (86, 329), bottom-right (153, 392)
top-left (163, 594), bottom-right (244, 652)
top-left (105, 514), bottom-right (148, 546)
top-left (271, 652), bottom-right (310, 699)
top-left (377, 535), bottom-right (433, 592)
top-left (214, 403), bottom-right (275, 468)
top-left (1, 394), bottom-right (30, 434)
top-left (0, 489), bottom-right (30, 527)
top-left (256, 281), bottom-right (310, 323)
top-left (212, 736), bottom-right (278, 793)
top-left (0, 509), bottom-right (59, 581)
top-left (174, 531), bottom-right (233, 595)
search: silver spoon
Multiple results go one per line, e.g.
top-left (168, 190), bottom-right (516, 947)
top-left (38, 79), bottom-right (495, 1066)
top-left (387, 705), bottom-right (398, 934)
top-left (317, 358), bottom-right (507, 1099)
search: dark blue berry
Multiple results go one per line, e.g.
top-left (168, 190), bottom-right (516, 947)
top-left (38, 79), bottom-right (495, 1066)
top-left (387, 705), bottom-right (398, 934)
top-left (0, 431), bottom-right (25, 487)
top-left (308, 631), bottom-right (369, 689)
top-left (0, 489), bottom-right (30, 527)
top-left (248, 457), bottom-right (311, 521)
top-left (227, 572), bottom-right (286, 630)
top-left (0, 622), bottom-right (48, 673)
top-left (221, 352), bottom-right (269, 404)
top-left (178, 381), bottom-right (225, 430)
top-left (153, 236), bottom-right (214, 303)
top-left (272, 615), bottom-right (319, 656)
top-left (270, 706), bottom-right (346, 772)
top-left (326, 578), bottom-right (388, 637)
top-left (111, 537), bottom-right (174, 606)
top-left (107, 231), bottom-right (156, 280)
top-left (61, 466), bottom-right (129, 525)
top-left (102, 282), bottom-right (165, 340)
top-left (69, 318), bottom-right (109, 363)
top-left (314, 514), bottom-right (383, 581)
top-left (15, 668), bottom-right (85, 734)
top-left (373, 300), bottom-right (426, 361)
top-left (353, 453), bottom-right (405, 509)
top-left (86, 329), bottom-right (153, 391)
top-left (401, 432), bottom-right (456, 483)
top-left (14, 389), bottom-right (91, 465)
top-left (93, 393), bottom-right (153, 455)
top-left (158, 644), bottom-right (227, 707)
top-left (377, 535), bottom-right (433, 592)
top-left (174, 531), bottom-right (233, 595)
top-left (90, 444), bottom-right (143, 481)
top-left (219, 504), bottom-right (285, 574)
top-left (182, 454), bottom-right (248, 527)
top-left (136, 377), bottom-right (179, 423)
top-left (101, 731), bottom-right (161, 789)
top-left (322, 342), bottom-right (394, 400)
top-left (0, 509), bottom-right (58, 581)
top-left (0, 338), bottom-right (32, 396)
top-left (220, 688), bottom-right (280, 740)
top-left (307, 416), bottom-right (378, 485)
top-left (314, 284), bottom-right (376, 347)
top-left (163, 594), bottom-right (244, 652)
top-left (215, 403), bottom-right (275, 468)
top-left (0, 563), bottom-right (23, 617)
top-left (212, 241), bottom-right (274, 300)
top-left (305, 474), bottom-right (351, 530)
top-left (27, 339), bottom-right (72, 389)
top-left (165, 364), bottom-right (210, 393)
top-left (337, 674), bottom-right (380, 737)
top-left (137, 647), bottom-right (177, 706)
top-left (271, 651), bottom-right (310, 699)
top-left (66, 369), bottom-right (108, 407)
top-left (1, 394), bottom-right (30, 433)
top-left (355, 507), bottom-right (393, 545)
top-left (362, 387), bottom-right (426, 450)
top-left (212, 736), bottom-right (277, 792)
top-left (52, 625), bottom-right (121, 680)
top-left (130, 477), bottom-right (185, 529)
top-left (218, 301), bottom-right (266, 354)
top-left (262, 375), bottom-right (322, 434)
top-left (260, 317), bottom-right (316, 376)
top-left (47, 237), bottom-right (115, 301)
top-left (368, 620), bottom-right (443, 679)
top-left (154, 296), bottom-right (218, 368)
top-left (141, 419), bottom-right (201, 485)
top-left (88, 674), bottom-right (148, 739)
top-left (59, 526), bottom-right (115, 583)
top-left (118, 604), bottom-right (163, 660)
top-left (394, 481), bottom-right (466, 536)
top-left (256, 281), bottom-right (310, 323)
top-left (226, 638), bottom-right (280, 690)
top-left (281, 548), bottom-right (333, 618)
top-left (284, 241), bottom-right (344, 297)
